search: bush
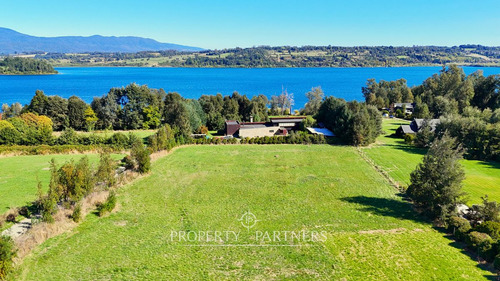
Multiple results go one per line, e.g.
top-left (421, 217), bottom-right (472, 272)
top-left (108, 132), bottom-right (129, 148)
top-left (404, 134), bottom-right (416, 145)
top-left (97, 191), bottom-right (117, 217)
top-left (131, 140), bottom-right (151, 174)
top-left (18, 206), bottom-right (30, 217)
top-left (72, 203), bottom-right (82, 223)
top-left (5, 214), bottom-right (16, 223)
top-left (466, 231), bottom-right (494, 260)
top-left (447, 216), bottom-right (471, 241)
top-left (96, 152), bottom-right (117, 188)
top-left (0, 236), bottom-right (16, 280)
top-left (198, 125), bottom-right (209, 134)
top-left (57, 129), bottom-right (80, 145)
top-left (121, 155), bottom-right (135, 170)
top-left (475, 221), bottom-right (500, 240)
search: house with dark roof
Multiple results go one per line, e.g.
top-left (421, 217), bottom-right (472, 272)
top-left (225, 117), bottom-right (306, 138)
top-left (391, 103), bottom-right (415, 115)
top-left (396, 118), bottom-right (441, 136)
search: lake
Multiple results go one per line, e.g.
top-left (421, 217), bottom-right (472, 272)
top-left (0, 67), bottom-right (499, 108)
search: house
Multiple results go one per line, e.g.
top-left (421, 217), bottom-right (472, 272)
top-left (225, 116), bottom-right (306, 138)
top-left (396, 119), bottom-right (441, 136)
top-left (391, 103), bottom-right (415, 115)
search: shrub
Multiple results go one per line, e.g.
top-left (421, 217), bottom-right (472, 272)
top-left (466, 231), bottom-right (494, 260)
top-left (121, 155), bottom-right (135, 170)
top-left (198, 125), bottom-right (209, 134)
top-left (96, 152), bottom-right (117, 188)
top-left (72, 203), bottom-right (82, 223)
top-left (0, 236), bottom-right (16, 280)
top-left (131, 140), bottom-right (151, 174)
top-left (404, 134), bottom-right (416, 145)
top-left (475, 221), bottom-right (500, 240)
top-left (5, 214), bottom-right (16, 223)
top-left (18, 206), bottom-right (30, 217)
top-left (108, 133), bottom-right (129, 148)
top-left (57, 128), bottom-right (80, 145)
top-left (447, 216), bottom-right (471, 241)
top-left (97, 191), bottom-right (117, 217)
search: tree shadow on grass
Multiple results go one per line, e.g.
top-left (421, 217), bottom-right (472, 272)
top-left (340, 195), bottom-right (427, 223)
top-left (385, 143), bottom-right (428, 157)
top-left (342, 195), bottom-right (499, 279)
top-left (476, 160), bottom-right (500, 170)
top-left (439, 229), bottom-right (499, 280)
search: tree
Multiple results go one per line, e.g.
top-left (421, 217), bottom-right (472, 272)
top-left (222, 97), bottom-right (239, 120)
top-left (414, 119), bottom-right (434, 148)
top-left (316, 97), bottom-right (381, 146)
top-left (142, 105), bottom-right (161, 129)
top-left (26, 90), bottom-right (49, 115)
top-left (96, 152), bottom-right (116, 188)
top-left (67, 96), bottom-right (87, 130)
top-left (84, 106), bottom-right (98, 131)
top-left (46, 96), bottom-right (69, 130)
top-left (163, 92), bottom-right (191, 137)
top-left (250, 95), bottom-right (269, 122)
top-left (131, 139), bottom-right (151, 174)
top-left (303, 86), bottom-right (324, 115)
top-left (407, 134), bottom-right (466, 219)
top-left (270, 87), bottom-right (294, 115)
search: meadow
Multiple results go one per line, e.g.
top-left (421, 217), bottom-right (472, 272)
top-left (363, 119), bottom-right (500, 204)
top-left (15, 145), bottom-right (493, 280)
top-left (0, 153), bottom-right (124, 216)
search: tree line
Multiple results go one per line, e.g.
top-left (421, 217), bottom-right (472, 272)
top-left (363, 65), bottom-right (500, 161)
top-left (35, 45), bottom-right (500, 67)
top-left (0, 57), bottom-right (57, 75)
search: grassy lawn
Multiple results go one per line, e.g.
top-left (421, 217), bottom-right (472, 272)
top-left (364, 118), bottom-right (500, 204)
top-left (0, 153), bottom-right (124, 214)
top-left (16, 145), bottom-right (492, 280)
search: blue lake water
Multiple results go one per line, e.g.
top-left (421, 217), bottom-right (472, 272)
top-left (0, 67), bottom-right (499, 108)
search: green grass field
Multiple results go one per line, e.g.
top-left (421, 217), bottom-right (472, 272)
top-left (0, 153), bottom-right (124, 215)
top-left (364, 118), bottom-right (500, 204)
top-left (16, 145), bottom-right (493, 280)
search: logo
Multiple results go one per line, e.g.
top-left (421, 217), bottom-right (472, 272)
top-left (238, 211), bottom-right (258, 230)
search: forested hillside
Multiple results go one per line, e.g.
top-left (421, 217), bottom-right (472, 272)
top-left (35, 45), bottom-right (500, 67)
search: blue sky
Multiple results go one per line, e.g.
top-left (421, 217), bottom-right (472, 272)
top-left (3, 0), bottom-right (500, 49)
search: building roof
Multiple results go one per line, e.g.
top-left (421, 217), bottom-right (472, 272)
top-left (394, 103), bottom-right (414, 109)
top-left (414, 119), bottom-right (440, 129)
top-left (400, 125), bottom-right (415, 134)
top-left (225, 120), bottom-right (239, 125)
top-left (270, 118), bottom-right (305, 123)
top-left (306, 127), bottom-right (335, 137)
top-left (240, 124), bottom-right (269, 129)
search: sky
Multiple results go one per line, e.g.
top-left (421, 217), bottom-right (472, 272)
top-left (2, 0), bottom-right (500, 49)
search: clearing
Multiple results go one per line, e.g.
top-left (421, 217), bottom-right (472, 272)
top-left (363, 119), bottom-right (500, 204)
top-left (15, 145), bottom-right (493, 280)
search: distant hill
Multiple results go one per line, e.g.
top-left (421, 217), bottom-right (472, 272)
top-left (0, 27), bottom-right (203, 54)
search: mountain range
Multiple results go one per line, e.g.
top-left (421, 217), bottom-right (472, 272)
top-left (0, 27), bottom-right (203, 54)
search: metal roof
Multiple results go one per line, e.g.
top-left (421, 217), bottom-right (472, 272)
top-left (400, 125), bottom-right (415, 134)
top-left (270, 118), bottom-right (304, 123)
top-left (306, 127), bottom-right (335, 137)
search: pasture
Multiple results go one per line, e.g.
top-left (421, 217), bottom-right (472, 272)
top-left (15, 145), bottom-right (492, 280)
top-left (364, 119), bottom-right (500, 204)
top-left (0, 153), bottom-right (124, 215)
